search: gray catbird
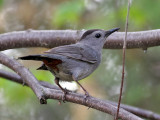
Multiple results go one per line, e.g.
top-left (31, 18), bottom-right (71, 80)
top-left (18, 28), bottom-right (119, 100)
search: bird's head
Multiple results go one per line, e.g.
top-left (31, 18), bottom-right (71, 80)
top-left (79, 28), bottom-right (120, 49)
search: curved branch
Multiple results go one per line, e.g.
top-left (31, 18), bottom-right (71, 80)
top-left (0, 29), bottom-right (160, 51)
top-left (109, 101), bottom-right (160, 120)
top-left (44, 88), bottom-right (143, 120)
top-left (1, 70), bottom-right (160, 120)
top-left (0, 52), bottom-right (46, 103)
top-left (0, 54), bottom-right (142, 120)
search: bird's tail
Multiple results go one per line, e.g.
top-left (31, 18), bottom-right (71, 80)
top-left (18, 54), bottom-right (46, 61)
top-left (37, 63), bottom-right (48, 70)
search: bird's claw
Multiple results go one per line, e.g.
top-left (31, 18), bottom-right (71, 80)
top-left (85, 92), bottom-right (89, 98)
top-left (83, 91), bottom-right (90, 103)
top-left (62, 88), bottom-right (70, 103)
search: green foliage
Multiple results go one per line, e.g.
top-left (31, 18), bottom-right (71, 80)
top-left (0, 70), bottom-right (54, 104)
top-left (0, 0), bottom-right (3, 7)
top-left (33, 70), bottom-right (54, 83)
top-left (0, 77), bottom-right (32, 104)
top-left (52, 0), bottom-right (84, 28)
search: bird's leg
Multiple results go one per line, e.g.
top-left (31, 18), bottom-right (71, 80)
top-left (72, 76), bottom-right (90, 100)
top-left (55, 78), bottom-right (68, 102)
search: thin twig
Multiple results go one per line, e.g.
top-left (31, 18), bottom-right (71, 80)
top-left (115, 0), bottom-right (131, 120)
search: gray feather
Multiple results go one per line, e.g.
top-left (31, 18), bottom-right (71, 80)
top-left (45, 44), bottom-right (98, 64)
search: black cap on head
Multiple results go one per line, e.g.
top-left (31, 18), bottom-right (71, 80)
top-left (81, 29), bottom-right (101, 40)
top-left (81, 28), bottom-right (120, 39)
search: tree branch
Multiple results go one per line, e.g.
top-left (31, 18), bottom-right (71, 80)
top-left (0, 70), bottom-right (159, 120)
top-left (109, 101), bottom-right (160, 120)
top-left (1, 70), bottom-right (160, 120)
top-left (0, 52), bottom-right (47, 103)
top-left (0, 29), bottom-right (160, 51)
top-left (44, 88), bottom-right (143, 120)
top-left (0, 53), bottom-right (142, 120)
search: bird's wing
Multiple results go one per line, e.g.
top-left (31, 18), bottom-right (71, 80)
top-left (45, 45), bottom-right (98, 64)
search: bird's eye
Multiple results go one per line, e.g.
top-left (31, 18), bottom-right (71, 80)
top-left (95, 33), bottom-right (101, 38)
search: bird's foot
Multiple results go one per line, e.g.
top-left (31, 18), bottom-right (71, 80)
top-left (83, 91), bottom-right (90, 103)
top-left (84, 91), bottom-right (90, 99)
top-left (62, 88), bottom-right (70, 103)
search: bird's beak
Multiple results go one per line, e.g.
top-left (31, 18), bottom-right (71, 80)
top-left (105, 28), bottom-right (120, 37)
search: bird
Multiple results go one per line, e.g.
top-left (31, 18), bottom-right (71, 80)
top-left (18, 28), bottom-right (120, 101)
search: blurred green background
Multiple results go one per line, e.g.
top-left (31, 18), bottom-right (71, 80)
top-left (0, 0), bottom-right (160, 120)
